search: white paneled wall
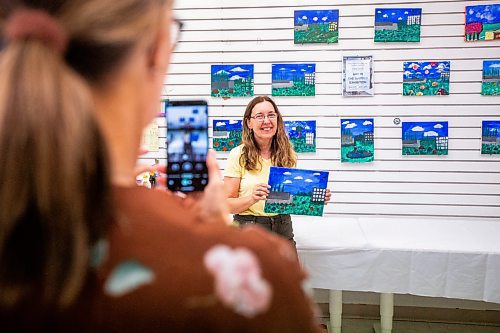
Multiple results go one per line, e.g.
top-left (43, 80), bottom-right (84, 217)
top-left (141, 0), bottom-right (500, 220)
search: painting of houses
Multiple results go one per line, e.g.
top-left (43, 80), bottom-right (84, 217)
top-left (403, 61), bottom-right (450, 96)
top-left (284, 120), bottom-right (316, 153)
top-left (212, 119), bottom-right (242, 151)
top-left (272, 63), bottom-right (316, 96)
top-left (465, 4), bottom-right (500, 42)
top-left (482, 60), bottom-right (500, 96)
top-left (211, 64), bottom-right (254, 97)
top-left (402, 121), bottom-right (448, 155)
top-left (481, 121), bottom-right (500, 155)
top-left (294, 9), bottom-right (339, 44)
top-left (374, 8), bottom-right (422, 42)
top-left (341, 119), bottom-right (374, 163)
top-left (264, 167), bottom-right (329, 216)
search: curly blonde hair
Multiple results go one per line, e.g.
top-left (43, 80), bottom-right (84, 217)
top-left (240, 96), bottom-right (296, 171)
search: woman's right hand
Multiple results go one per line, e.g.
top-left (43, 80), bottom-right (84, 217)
top-left (251, 183), bottom-right (271, 202)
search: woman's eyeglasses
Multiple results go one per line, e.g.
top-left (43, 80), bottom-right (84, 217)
top-left (249, 113), bottom-right (278, 122)
top-left (170, 18), bottom-right (183, 50)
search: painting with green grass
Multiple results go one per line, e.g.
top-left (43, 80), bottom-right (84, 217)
top-left (341, 119), bottom-right (374, 163)
top-left (403, 61), bottom-right (450, 96)
top-left (465, 4), bottom-right (500, 42)
top-left (272, 63), bottom-right (315, 96)
top-left (402, 121), bottom-right (448, 156)
top-left (294, 10), bottom-right (339, 44)
top-left (211, 64), bottom-right (254, 98)
top-left (212, 120), bottom-right (242, 152)
top-left (481, 121), bottom-right (500, 155)
top-left (285, 120), bottom-right (316, 153)
top-left (482, 60), bottom-right (500, 96)
top-left (374, 8), bottom-right (422, 42)
top-left (265, 167), bottom-right (329, 216)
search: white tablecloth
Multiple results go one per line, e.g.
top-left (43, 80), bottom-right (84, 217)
top-left (294, 216), bottom-right (500, 304)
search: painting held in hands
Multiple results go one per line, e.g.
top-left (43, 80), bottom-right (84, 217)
top-left (264, 167), bottom-right (329, 216)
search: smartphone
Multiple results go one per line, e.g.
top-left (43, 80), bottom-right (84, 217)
top-left (166, 100), bottom-right (209, 192)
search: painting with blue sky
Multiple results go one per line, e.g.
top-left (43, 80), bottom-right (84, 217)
top-left (402, 121), bottom-right (448, 155)
top-left (465, 4), bottom-right (500, 41)
top-left (482, 60), bottom-right (500, 96)
top-left (341, 119), bottom-right (374, 163)
top-left (284, 120), bottom-right (316, 152)
top-left (294, 9), bottom-right (339, 44)
top-left (211, 64), bottom-right (254, 97)
top-left (403, 61), bottom-right (450, 96)
top-left (374, 8), bottom-right (422, 42)
top-left (272, 63), bottom-right (316, 96)
top-left (265, 167), bottom-right (329, 216)
top-left (482, 121), bottom-right (500, 155)
top-left (212, 119), bottom-right (242, 151)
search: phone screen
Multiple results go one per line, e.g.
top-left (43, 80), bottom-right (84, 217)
top-left (166, 100), bottom-right (209, 192)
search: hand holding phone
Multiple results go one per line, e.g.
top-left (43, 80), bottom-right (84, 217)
top-left (166, 100), bottom-right (209, 192)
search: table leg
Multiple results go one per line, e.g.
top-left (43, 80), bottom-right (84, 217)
top-left (329, 289), bottom-right (342, 333)
top-left (380, 293), bottom-right (394, 333)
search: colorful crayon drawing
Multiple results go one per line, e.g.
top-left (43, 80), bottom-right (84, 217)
top-left (481, 121), bottom-right (500, 155)
top-left (264, 167), bottom-right (329, 216)
top-left (465, 4), bottom-right (500, 42)
top-left (211, 64), bottom-right (254, 97)
top-left (294, 10), bottom-right (339, 44)
top-left (341, 119), bottom-right (374, 163)
top-left (402, 121), bottom-right (448, 155)
top-left (212, 120), bottom-right (242, 152)
top-left (482, 60), bottom-right (500, 96)
top-left (374, 8), bottom-right (422, 42)
top-left (272, 63), bottom-right (316, 96)
top-left (284, 120), bottom-right (316, 153)
top-left (403, 61), bottom-right (450, 96)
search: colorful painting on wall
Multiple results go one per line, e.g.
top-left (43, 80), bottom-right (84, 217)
top-left (211, 64), bottom-right (254, 97)
top-left (341, 119), bottom-right (374, 163)
top-left (482, 60), bottom-right (500, 96)
top-left (465, 4), bottom-right (500, 42)
top-left (284, 120), bottom-right (316, 153)
top-left (264, 167), bottom-right (329, 216)
top-left (374, 8), bottom-right (422, 42)
top-left (212, 119), bottom-right (242, 152)
top-left (342, 56), bottom-right (374, 96)
top-left (402, 121), bottom-right (448, 155)
top-left (272, 63), bottom-right (316, 96)
top-left (403, 61), bottom-right (450, 96)
top-left (294, 10), bottom-right (339, 44)
top-left (481, 121), bottom-right (500, 155)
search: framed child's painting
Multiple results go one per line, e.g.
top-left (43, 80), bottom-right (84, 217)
top-left (482, 60), bottom-right (500, 96)
top-left (294, 9), bottom-right (339, 44)
top-left (212, 120), bottom-right (242, 152)
top-left (374, 8), bottom-right (422, 42)
top-left (342, 56), bottom-right (374, 96)
top-left (403, 61), bottom-right (450, 96)
top-left (481, 121), bottom-right (500, 155)
top-left (341, 119), bottom-right (374, 163)
top-left (272, 63), bottom-right (316, 96)
top-left (284, 120), bottom-right (316, 153)
top-left (211, 64), bottom-right (254, 97)
top-left (264, 167), bottom-right (329, 216)
top-left (402, 121), bottom-right (448, 155)
top-left (465, 4), bottom-right (500, 42)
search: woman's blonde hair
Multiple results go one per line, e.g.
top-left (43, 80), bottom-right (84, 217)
top-left (0, 0), bottom-right (166, 309)
top-left (240, 96), bottom-right (296, 171)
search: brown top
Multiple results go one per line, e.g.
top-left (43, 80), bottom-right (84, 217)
top-left (3, 186), bottom-right (321, 332)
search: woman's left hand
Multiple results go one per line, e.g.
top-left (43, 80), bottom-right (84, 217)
top-left (324, 188), bottom-right (331, 205)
